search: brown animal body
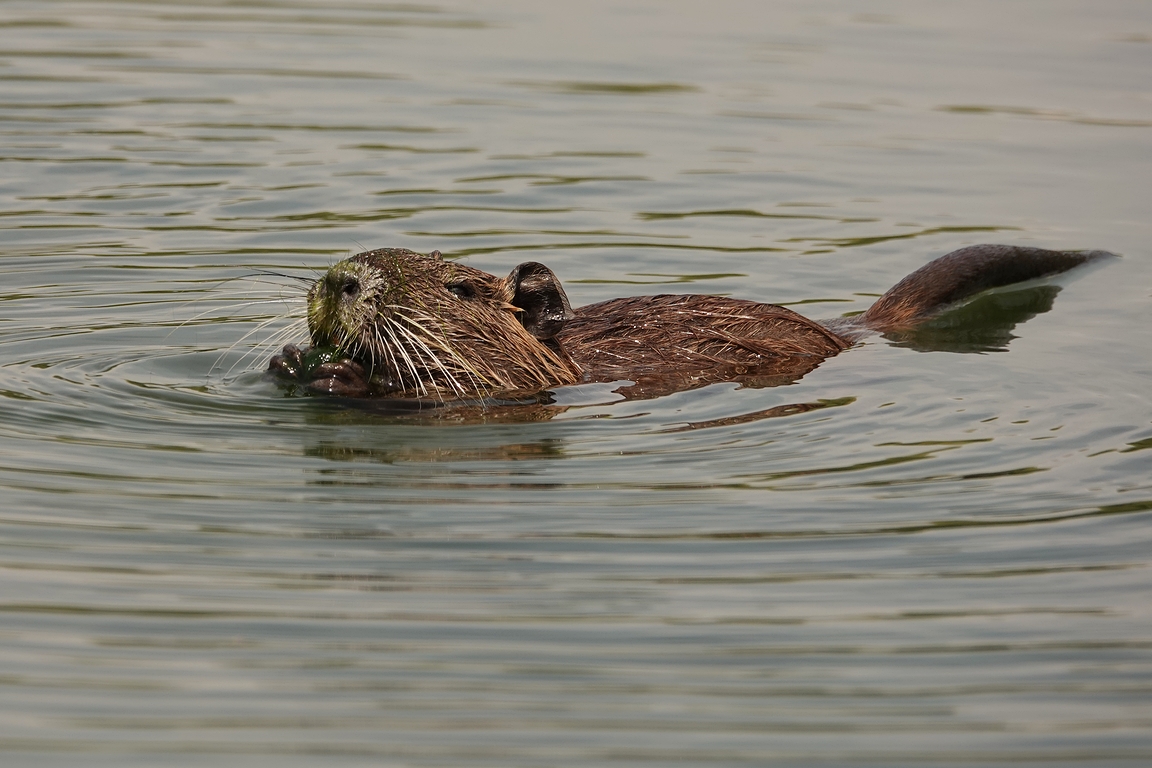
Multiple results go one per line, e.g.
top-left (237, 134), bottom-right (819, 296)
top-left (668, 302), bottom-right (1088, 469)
top-left (268, 245), bottom-right (1110, 401)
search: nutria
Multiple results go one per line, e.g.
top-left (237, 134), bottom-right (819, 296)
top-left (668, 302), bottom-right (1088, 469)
top-left (268, 245), bottom-right (1112, 401)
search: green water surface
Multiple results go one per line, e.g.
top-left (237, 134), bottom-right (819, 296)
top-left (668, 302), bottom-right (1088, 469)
top-left (1, 1), bottom-right (1150, 765)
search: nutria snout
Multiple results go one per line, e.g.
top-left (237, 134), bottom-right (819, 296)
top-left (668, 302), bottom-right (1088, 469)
top-left (268, 244), bottom-right (1111, 401)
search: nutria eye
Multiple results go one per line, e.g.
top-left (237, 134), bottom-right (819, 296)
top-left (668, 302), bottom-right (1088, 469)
top-left (446, 281), bottom-right (475, 299)
top-left (340, 278), bottom-right (360, 299)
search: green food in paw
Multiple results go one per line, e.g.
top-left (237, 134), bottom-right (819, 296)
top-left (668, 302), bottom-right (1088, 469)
top-left (302, 346), bottom-right (341, 371)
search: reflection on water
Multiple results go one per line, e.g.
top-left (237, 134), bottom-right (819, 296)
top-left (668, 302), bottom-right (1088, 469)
top-left (883, 284), bottom-right (1065, 353)
top-left (1, 0), bottom-right (1151, 765)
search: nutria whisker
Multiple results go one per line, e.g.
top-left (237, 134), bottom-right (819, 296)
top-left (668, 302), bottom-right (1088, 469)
top-left (375, 320), bottom-right (418, 396)
top-left (373, 322), bottom-right (409, 395)
top-left (217, 314), bottom-right (308, 379)
top-left (397, 335), bottom-right (456, 399)
top-left (177, 277), bottom-right (304, 331)
top-left (372, 324), bottom-right (398, 392)
top-left (390, 308), bottom-right (491, 395)
top-left (177, 299), bottom-right (297, 342)
top-left (389, 326), bottom-right (463, 397)
top-left (368, 306), bottom-right (466, 397)
top-left (382, 317), bottom-right (432, 398)
top-left (215, 312), bottom-right (299, 366)
top-left (175, 272), bottom-right (310, 382)
top-left (387, 314), bottom-right (474, 399)
top-left (245, 269), bottom-right (316, 286)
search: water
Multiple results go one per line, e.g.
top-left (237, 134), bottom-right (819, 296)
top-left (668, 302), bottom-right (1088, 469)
top-left (2, 1), bottom-right (1151, 765)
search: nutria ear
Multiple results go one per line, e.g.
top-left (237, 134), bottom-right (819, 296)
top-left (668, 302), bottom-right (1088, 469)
top-left (506, 262), bottom-right (573, 340)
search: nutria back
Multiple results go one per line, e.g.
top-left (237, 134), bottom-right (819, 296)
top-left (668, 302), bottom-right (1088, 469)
top-left (559, 294), bottom-right (850, 396)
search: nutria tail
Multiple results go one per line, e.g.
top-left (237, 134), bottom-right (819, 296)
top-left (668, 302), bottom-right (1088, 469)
top-left (858, 244), bottom-right (1115, 332)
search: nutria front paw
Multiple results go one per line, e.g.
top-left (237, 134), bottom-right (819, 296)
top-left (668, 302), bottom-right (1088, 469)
top-left (268, 344), bottom-right (308, 379)
top-left (306, 359), bottom-right (370, 397)
top-left (268, 345), bottom-right (365, 395)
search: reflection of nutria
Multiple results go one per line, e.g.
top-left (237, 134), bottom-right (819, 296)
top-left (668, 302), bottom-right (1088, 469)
top-left (268, 245), bottom-right (1112, 401)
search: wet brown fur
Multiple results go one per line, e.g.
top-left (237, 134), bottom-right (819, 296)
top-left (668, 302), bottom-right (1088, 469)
top-left (559, 295), bottom-right (850, 397)
top-left (276, 244), bottom-right (1110, 400)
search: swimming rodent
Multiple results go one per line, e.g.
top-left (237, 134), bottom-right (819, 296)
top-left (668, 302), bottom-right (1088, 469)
top-left (268, 244), bottom-right (1112, 400)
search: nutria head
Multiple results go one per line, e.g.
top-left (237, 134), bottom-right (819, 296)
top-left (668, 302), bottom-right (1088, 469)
top-left (306, 248), bottom-right (582, 398)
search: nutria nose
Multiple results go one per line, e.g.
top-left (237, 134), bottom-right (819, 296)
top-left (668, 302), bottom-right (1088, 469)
top-left (323, 270), bottom-right (361, 300)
